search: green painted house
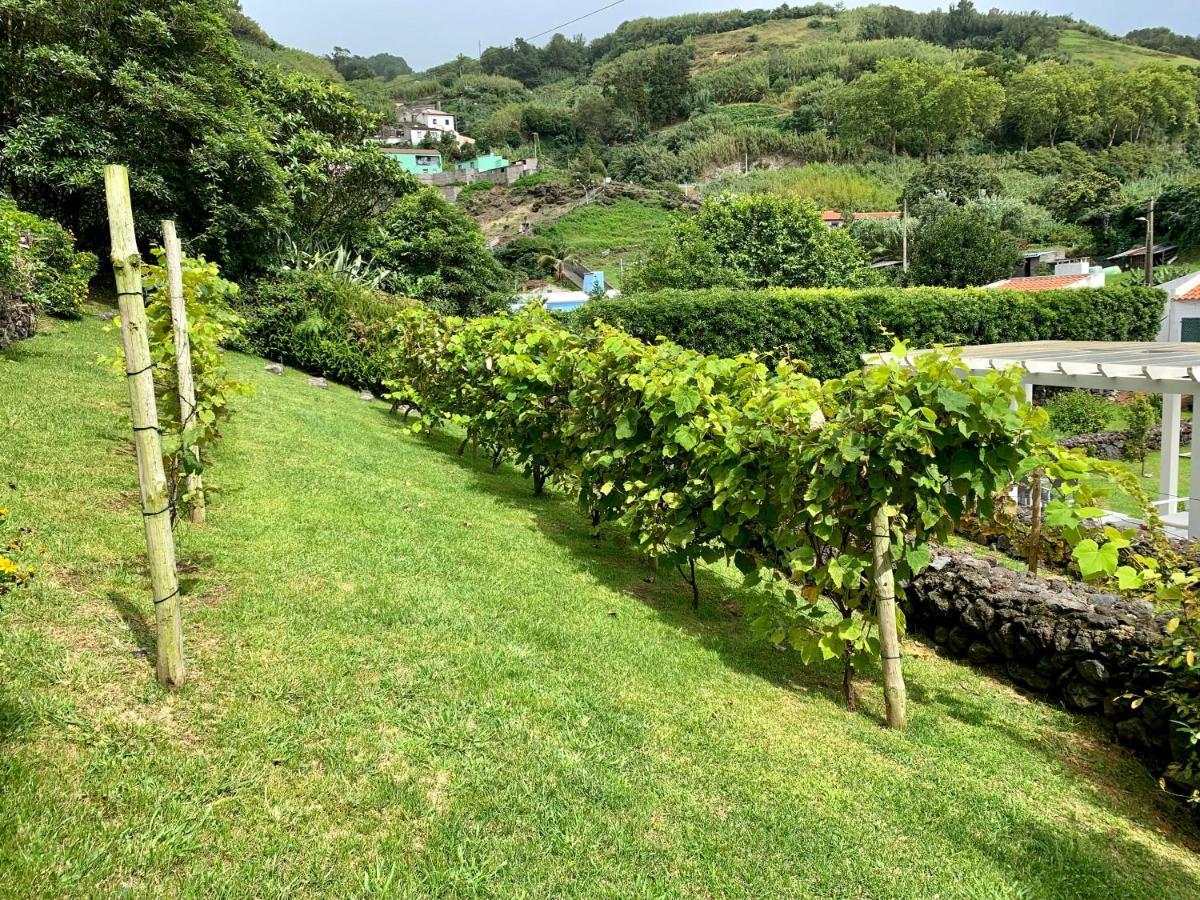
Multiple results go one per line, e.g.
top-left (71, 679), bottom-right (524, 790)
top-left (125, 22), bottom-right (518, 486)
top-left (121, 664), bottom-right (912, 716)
top-left (380, 147), bottom-right (442, 175)
top-left (455, 154), bottom-right (510, 174)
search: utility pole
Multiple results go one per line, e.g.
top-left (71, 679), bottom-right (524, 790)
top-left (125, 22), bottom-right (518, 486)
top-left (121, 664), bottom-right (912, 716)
top-left (532, 131), bottom-right (540, 161)
top-left (1144, 197), bottom-right (1155, 288)
top-left (901, 200), bottom-right (909, 273)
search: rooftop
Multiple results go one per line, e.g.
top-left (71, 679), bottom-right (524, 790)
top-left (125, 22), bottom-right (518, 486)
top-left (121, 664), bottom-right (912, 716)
top-left (1178, 283), bottom-right (1200, 301)
top-left (987, 274), bottom-right (1090, 292)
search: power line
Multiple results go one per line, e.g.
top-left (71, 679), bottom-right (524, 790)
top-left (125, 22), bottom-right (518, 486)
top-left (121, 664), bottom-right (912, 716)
top-left (524, 0), bottom-right (627, 42)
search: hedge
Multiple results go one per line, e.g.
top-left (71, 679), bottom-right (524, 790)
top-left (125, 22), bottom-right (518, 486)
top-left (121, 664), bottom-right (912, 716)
top-left (573, 286), bottom-right (1166, 381)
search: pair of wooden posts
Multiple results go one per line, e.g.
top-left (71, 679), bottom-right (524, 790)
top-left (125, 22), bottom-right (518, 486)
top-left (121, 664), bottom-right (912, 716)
top-left (104, 164), bottom-right (202, 688)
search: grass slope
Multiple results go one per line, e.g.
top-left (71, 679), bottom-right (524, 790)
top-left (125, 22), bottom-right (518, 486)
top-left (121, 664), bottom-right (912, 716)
top-left (2, 314), bottom-right (1200, 897)
top-left (692, 17), bottom-right (835, 72)
top-left (1059, 29), bottom-right (1200, 70)
top-left (534, 199), bottom-right (676, 289)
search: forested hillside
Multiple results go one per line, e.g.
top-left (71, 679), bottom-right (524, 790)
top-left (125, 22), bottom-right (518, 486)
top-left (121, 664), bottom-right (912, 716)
top-left (239, 1), bottom-right (1200, 283)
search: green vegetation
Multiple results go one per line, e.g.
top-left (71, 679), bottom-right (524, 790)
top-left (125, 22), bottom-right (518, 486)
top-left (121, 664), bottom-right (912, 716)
top-left (703, 162), bottom-right (909, 210)
top-left (1047, 390), bottom-right (1115, 436)
top-left (532, 200), bottom-right (676, 287)
top-left (1058, 29), bottom-right (1200, 70)
top-left (579, 285), bottom-right (1164, 380)
top-left (0, 199), bottom-right (95, 322)
top-left (691, 15), bottom-right (834, 71)
top-left (8, 312), bottom-right (1198, 896)
top-left (623, 193), bottom-right (876, 293)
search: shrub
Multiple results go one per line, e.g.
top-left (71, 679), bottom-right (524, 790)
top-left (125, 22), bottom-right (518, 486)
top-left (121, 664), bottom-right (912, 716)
top-left (365, 189), bottom-right (511, 316)
top-left (907, 202), bottom-right (1023, 289)
top-left (238, 269), bottom-right (410, 390)
top-left (572, 285), bottom-right (1165, 380)
top-left (0, 199), bottom-right (95, 319)
top-left (624, 193), bottom-right (877, 292)
top-left (1046, 390), bottom-right (1112, 436)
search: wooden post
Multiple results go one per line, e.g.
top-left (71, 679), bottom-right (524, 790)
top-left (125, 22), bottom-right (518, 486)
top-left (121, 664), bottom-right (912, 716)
top-left (1144, 198), bottom-right (1155, 288)
top-left (1027, 470), bottom-right (1043, 575)
top-left (105, 165), bottom-right (186, 688)
top-left (162, 220), bottom-right (205, 525)
top-left (901, 200), bottom-right (909, 273)
top-left (871, 506), bottom-right (906, 730)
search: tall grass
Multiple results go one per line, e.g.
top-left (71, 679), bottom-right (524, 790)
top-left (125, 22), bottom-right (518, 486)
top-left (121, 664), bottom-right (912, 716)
top-left (702, 161), bottom-right (916, 210)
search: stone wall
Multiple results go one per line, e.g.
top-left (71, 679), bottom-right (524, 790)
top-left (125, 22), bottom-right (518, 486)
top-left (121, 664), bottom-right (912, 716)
top-left (1059, 421), bottom-right (1192, 461)
top-left (0, 293), bottom-right (36, 350)
top-left (906, 549), bottom-right (1183, 762)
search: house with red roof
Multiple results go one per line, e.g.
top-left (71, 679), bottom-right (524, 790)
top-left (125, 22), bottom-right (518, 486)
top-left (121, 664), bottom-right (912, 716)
top-left (1157, 270), bottom-right (1200, 342)
top-left (984, 259), bottom-right (1106, 291)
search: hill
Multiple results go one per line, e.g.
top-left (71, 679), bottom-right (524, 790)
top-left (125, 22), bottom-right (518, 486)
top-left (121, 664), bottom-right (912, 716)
top-left (3, 313), bottom-right (1200, 895)
top-left (691, 15), bottom-right (836, 72)
top-left (1059, 28), bottom-right (1200, 70)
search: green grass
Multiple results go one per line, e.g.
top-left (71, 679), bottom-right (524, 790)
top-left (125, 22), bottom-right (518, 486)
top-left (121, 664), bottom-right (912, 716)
top-left (1058, 29), bottom-right (1200, 70)
top-left (3, 314), bottom-right (1200, 896)
top-left (702, 161), bottom-right (914, 211)
top-left (534, 200), bottom-right (677, 289)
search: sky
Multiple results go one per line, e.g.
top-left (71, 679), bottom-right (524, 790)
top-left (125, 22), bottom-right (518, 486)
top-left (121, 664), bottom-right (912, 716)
top-left (240, 0), bottom-right (1200, 72)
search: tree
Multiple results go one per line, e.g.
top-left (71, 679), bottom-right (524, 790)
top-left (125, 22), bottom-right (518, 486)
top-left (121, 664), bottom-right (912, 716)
top-left (366, 189), bottom-right (511, 316)
top-left (902, 156), bottom-right (1003, 207)
top-left (1005, 61), bottom-right (1097, 149)
top-left (908, 201), bottom-right (1022, 288)
top-left (626, 195), bottom-right (877, 292)
top-left (1123, 394), bottom-right (1158, 477)
top-left (594, 44), bottom-right (693, 129)
top-left (0, 0), bottom-right (382, 277)
top-left (836, 60), bottom-right (1004, 157)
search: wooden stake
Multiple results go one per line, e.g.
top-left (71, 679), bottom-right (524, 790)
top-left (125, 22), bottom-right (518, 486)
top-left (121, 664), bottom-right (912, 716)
top-left (162, 220), bottom-right (205, 525)
top-left (105, 165), bottom-right (185, 688)
top-left (871, 506), bottom-right (906, 729)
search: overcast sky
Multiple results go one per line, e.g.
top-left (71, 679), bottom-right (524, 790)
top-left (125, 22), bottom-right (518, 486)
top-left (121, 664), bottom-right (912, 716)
top-left (241, 1), bottom-right (1200, 72)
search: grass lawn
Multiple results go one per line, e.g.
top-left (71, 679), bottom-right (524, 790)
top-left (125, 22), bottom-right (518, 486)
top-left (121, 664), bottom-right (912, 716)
top-left (3, 314), bottom-right (1200, 897)
top-left (535, 199), bottom-right (676, 290)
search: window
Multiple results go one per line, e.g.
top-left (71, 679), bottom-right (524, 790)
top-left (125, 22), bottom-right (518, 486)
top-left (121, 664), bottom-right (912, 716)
top-left (1182, 318), bottom-right (1200, 342)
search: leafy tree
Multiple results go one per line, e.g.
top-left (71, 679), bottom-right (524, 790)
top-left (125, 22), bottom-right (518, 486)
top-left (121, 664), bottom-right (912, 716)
top-left (1045, 166), bottom-right (1121, 222)
top-left (908, 201), bottom-right (1021, 288)
top-left (1005, 61), bottom-right (1097, 149)
top-left (0, 0), bottom-right (381, 277)
top-left (627, 195), bottom-right (876, 292)
top-left (593, 44), bottom-right (693, 129)
top-left (366, 190), bottom-right (510, 316)
top-left (1122, 394), bottom-right (1158, 477)
top-left (837, 59), bottom-right (1003, 158)
top-left (901, 156), bottom-right (1002, 207)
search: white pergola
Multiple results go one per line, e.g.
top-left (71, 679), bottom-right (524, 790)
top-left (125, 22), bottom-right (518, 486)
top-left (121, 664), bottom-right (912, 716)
top-left (869, 341), bottom-right (1200, 539)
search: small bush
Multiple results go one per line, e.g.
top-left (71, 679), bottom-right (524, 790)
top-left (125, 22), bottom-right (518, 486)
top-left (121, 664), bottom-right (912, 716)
top-left (1046, 390), bottom-right (1112, 436)
top-left (238, 270), bottom-right (410, 390)
top-left (0, 199), bottom-right (95, 320)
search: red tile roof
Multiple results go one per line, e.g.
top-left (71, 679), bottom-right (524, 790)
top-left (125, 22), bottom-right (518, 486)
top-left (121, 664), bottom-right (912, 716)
top-left (989, 275), bottom-right (1089, 292)
top-left (854, 211), bottom-right (901, 219)
top-left (821, 210), bottom-right (844, 222)
top-left (1178, 283), bottom-right (1200, 301)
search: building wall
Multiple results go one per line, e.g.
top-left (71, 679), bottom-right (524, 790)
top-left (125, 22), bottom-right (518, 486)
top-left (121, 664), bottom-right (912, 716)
top-left (1156, 272), bottom-right (1200, 342)
top-left (383, 152), bottom-right (442, 175)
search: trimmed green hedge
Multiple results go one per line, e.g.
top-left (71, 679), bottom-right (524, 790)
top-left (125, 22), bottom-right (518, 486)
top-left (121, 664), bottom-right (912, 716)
top-left (573, 286), bottom-right (1165, 380)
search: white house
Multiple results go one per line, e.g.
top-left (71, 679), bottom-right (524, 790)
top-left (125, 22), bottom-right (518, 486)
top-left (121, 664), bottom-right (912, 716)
top-left (414, 109), bottom-right (456, 133)
top-left (1156, 270), bottom-right (1200, 342)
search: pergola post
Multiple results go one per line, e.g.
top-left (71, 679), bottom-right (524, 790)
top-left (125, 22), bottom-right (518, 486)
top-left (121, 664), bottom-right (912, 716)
top-left (1161, 393), bottom-right (1182, 517)
top-left (1190, 394), bottom-right (1200, 540)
